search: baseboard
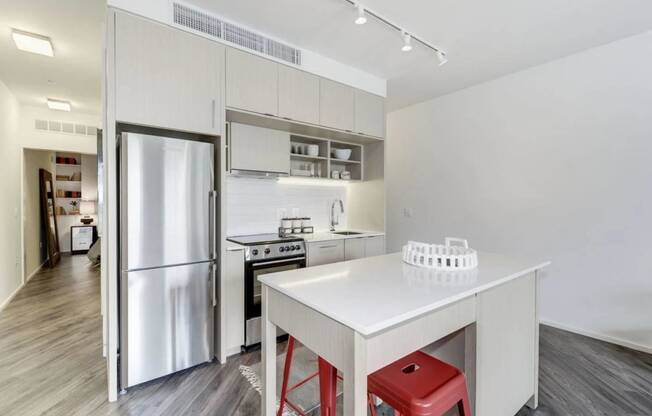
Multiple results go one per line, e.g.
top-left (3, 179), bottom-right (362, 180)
top-left (1, 261), bottom-right (48, 314)
top-left (540, 319), bottom-right (652, 355)
top-left (0, 282), bottom-right (24, 313)
top-left (25, 260), bottom-right (47, 284)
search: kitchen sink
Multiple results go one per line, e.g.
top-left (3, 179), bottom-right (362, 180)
top-left (332, 231), bottom-right (363, 235)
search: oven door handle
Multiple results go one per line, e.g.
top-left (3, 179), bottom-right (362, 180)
top-left (251, 257), bottom-right (306, 267)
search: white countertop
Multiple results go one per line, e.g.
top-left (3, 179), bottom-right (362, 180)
top-left (225, 241), bottom-right (245, 251)
top-left (295, 230), bottom-right (384, 243)
top-left (259, 251), bottom-right (550, 337)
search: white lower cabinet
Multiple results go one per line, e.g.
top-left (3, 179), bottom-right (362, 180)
top-left (307, 240), bottom-right (345, 267)
top-left (344, 238), bottom-right (366, 261)
top-left (364, 236), bottom-right (385, 257)
top-left (309, 235), bottom-right (385, 266)
top-left (225, 249), bottom-right (245, 355)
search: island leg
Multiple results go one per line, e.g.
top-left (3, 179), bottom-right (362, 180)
top-left (261, 286), bottom-right (277, 416)
top-left (343, 332), bottom-right (368, 416)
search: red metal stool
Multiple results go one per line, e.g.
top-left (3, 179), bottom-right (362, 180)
top-left (277, 336), bottom-right (342, 416)
top-left (367, 351), bottom-right (471, 416)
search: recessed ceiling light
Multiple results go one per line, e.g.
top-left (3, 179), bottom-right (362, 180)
top-left (47, 98), bottom-right (71, 112)
top-left (12, 29), bottom-right (54, 57)
top-left (354, 4), bottom-right (367, 25)
top-left (401, 33), bottom-right (413, 52)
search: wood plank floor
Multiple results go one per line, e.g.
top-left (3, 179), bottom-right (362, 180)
top-left (0, 255), bottom-right (650, 415)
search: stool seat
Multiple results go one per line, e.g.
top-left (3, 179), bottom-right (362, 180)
top-left (368, 351), bottom-right (471, 416)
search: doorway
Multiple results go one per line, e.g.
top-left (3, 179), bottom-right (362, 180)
top-left (22, 148), bottom-right (99, 282)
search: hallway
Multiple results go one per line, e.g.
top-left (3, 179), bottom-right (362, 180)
top-left (0, 255), bottom-right (106, 415)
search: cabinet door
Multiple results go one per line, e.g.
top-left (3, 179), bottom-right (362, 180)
top-left (476, 274), bottom-right (537, 416)
top-left (225, 249), bottom-right (245, 354)
top-left (344, 238), bottom-right (365, 261)
top-left (307, 240), bottom-right (345, 267)
top-left (278, 65), bottom-right (320, 124)
top-left (355, 90), bottom-right (385, 138)
top-left (230, 123), bottom-right (289, 174)
top-left (319, 79), bottom-right (355, 131)
top-left (364, 236), bottom-right (385, 257)
top-left (226, 48), bottom-right (278, 116)
top-left (115, 12), bottom-right (223, 136)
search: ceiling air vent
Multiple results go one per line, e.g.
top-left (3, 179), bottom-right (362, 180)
top-left (35, 119), bottom-right (48, 130)
top-left (34, 119), bottom-right (98, 136)
top-left (173, 2), bottom-right (301, 66)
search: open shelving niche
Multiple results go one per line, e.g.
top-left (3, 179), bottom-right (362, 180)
top-left (289, 134), bottom-right (364, 182)
top-left (54, 152), bottom-right (83, 216)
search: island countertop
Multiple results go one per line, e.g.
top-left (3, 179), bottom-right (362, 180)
top-left (259, 251), bottom-right (550, 337)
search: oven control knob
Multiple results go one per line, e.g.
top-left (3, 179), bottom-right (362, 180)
top-left (264, 248), bottom-right (271, 254)
top-left (295, 245), bottom-right (302, 251)
top-left (279, 246), bottom-right (285, 252)
top-left (251, 249), bottom-right (259, 256)
top-left (285, 246), bottom-right (290, 252)
top-left (290, 246), bottom-right (295, 251)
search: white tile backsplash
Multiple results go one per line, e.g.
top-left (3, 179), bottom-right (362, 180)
top-left (226, 177), bottom-right (348, 236)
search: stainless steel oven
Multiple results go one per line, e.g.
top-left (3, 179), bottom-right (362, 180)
top-left (227, 234), bottom-right (306, 349)
top-left (245, 255), bottom-right (305, 347)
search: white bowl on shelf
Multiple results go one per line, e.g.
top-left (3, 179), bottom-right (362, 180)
top-left (306, 144), bottom-right (319, 156)
top-left (332, 148), bottom-right (352, 160)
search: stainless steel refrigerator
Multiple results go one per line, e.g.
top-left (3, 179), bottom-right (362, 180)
top-left (119, 131), bottom-right (217, 389)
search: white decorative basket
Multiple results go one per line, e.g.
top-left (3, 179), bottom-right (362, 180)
top-left (402, 238), bottom-right (478, 271)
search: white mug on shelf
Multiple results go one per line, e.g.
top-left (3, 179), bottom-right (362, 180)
top-left (331, 170), bottom-right (340, 179)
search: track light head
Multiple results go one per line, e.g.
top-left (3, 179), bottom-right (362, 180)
top-left (355, 4), bottom-right (367, 25)
top-left (436, 50), bottom-right (448, 66)
top-left (401, 32), bottom-right (412, 52)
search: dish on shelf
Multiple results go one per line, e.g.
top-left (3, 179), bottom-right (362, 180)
top-left (332, 148), bottom-right (352, 160)
top-left (306, 144), bottom-right (319, 156)
top-left (291, 168), bottom-right (312, 177)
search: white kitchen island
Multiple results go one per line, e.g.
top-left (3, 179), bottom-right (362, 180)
top-left (259, 251), bottom-right (550, 416)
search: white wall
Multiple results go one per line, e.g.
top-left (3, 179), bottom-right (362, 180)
top-left (386, 31), bottom-right (652, 352)
top-left (22, 150), bottom-right (56, 279)
top-left (107, 0), bottom-right (386, 96)
top-left (0, 80), bottom-right (22, 309)
top-left (226, 177), bottom-right (348, 236)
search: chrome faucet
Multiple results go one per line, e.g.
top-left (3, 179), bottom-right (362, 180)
top-left (330, 199), bottom-right (344, 231)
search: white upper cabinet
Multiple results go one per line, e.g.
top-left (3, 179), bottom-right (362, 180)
top-left (115, 12), bottom-right (223, 136)
top-left (226, 48), bottom-right (278, 116)
top-left (355, 90), bottom-right (385, 138)
top-left (278, 65), bottom-right (320, 125)
top-left (229, 123), bottom-right (289, 175)
top-left (319, 79), bottom-right (355, 132)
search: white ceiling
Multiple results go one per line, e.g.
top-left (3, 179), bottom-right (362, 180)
top-left (195, 0), bottom-right (652, 111)
top-left (0, 0), bottom-right (104, 115)
top-left (2, 0), bottom-right (652, 115)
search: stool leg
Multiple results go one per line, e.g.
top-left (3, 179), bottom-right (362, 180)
top-left (457, 387), bottom-right (472, 416)
top-left (277, 337), bottom-right (296, 416)
top-left (367, 393), bottom-right (377, 416)
top-left (318, 357), bottom-right (338, 416)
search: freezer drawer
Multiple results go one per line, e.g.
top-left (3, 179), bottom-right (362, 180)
top-left (121, 262), bottom-right (214, 388)
top-left (121, 132), bottom-right (214, 270)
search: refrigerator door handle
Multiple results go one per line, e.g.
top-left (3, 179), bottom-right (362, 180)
top-left (209, 190), bottom-right (219, 261)
top-left (211, 262), bottom-right (217, 307)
